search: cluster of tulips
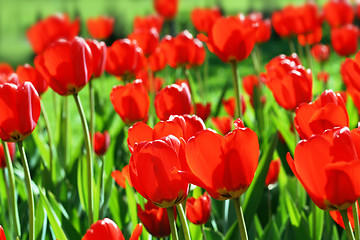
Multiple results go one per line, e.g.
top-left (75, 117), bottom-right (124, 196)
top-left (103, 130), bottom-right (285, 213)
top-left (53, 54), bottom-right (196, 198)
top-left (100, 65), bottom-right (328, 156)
top-left (3, 0), bottom-right (360, 239)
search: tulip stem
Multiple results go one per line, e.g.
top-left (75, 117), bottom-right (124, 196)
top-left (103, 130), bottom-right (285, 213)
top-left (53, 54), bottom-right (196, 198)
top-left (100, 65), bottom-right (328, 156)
top-left (148, 68), bottom-right (156, 127)
top-left (353, 202), bottom-right (360, 240)
top-left (230, 60), bottom-right (242, 120)
top-left (184, 68), bottom-right (197, 105)
top-left (167, 207), bottom-right (179, 240)
top-left (40, 100), bottom-right (54, 183)
top-left (89, 79), bottom-right (95, 144)
top-left (2, 141), bottom-right (21, 238)
top-left (341, 209), bottom-right (356, 240)
top-left (201, 224), bottom-right (208, 240)
top-left (176, 204), bottom-right (192, 240)
top-left (73, 93), bottom-right (94, 226)
top-left (288, 38), bottom-right (296, 54)
top-left (17, 141), bottom-right (35, 240)
top-left (233, 197), bottom-right (248, 240)
top-left (99, 155), bottom-right (105, 207)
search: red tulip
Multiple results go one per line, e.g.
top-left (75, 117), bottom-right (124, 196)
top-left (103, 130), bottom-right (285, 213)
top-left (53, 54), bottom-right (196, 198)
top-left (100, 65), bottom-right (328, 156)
top-left (129, 135), bottom-right (189, 207)
top-left (0, 82), bottom-right (41, 142)
top-left (330, 203), bottom-right (359, 229)
top-left (272, 5), bottom-right (297, 38)
top-left (211, 116), bottom-right (233, 136)
top-left (186, 192), bottom-right (211, 225)
top-left (323, 0), bottom-right (354, 28)
top-left (242, 74), bottom-right (259, 97)
top-left (133, 15), bottom-right (164, 33)
top-left (222, 96), bottom-right (246, 118)
top-left (183, 122), bottom-right (259, 200)
top-left (106, 39), bottom-right (145, 80)
top-left (27, 13), bottom-right (79, 54)
top-left (35, 37), bottom-right (93, 96)
top-left (331, 24), bottom-right (359, 57)
top-left (244, 12), bottom-right (272, 43)
top-left (148, 47), bottom-right (167, 72)
top-left (202, 16), bottom-right (256, 62)
top-left (137, 201), bottom-right (175, 238)
top-left (16, 64), bottom-right (48, 96)
top-left (341, 51), bottom-right (360, 92)
top-left (194, 102), bottom-right (211, 122)
top-left (112, 165), bottom-right (132, 189)
top-left (136, 70), bottom-right (164, 92)
top-left (0, 142), bottom-right (15, 168)
top-left (262, 53), bottom-right (312, 110)
top-left (265, 158), bottom-right (281, 187)
top-left (311, 44), bottom-right (331, 63)
top-left (297, 26), bottom-right (322, 46)
top-left (92, 131), bottom-right (110, 156)
top-left (0, 226), bottom-right (5, 240)
top-left (85, 39), bottom-right (107, 78)
top-left (0, 64), bottom-right (18, 85)
top-left (287, 127), bottom-right (360, 210)
top-left (317, 71), bottom-right (330, 83)
top-left (86, 16), bottom-right (114, 39)
top-left (110, 79), bottom-right (149, 125)
top-left (128, 28), bottom-right (159, 56)
top-left (154, 0), bottom-right (178, 20)
top-left (190, 7), bottom-right (222, 33)
top-left (154, 82), bottom-right (191, 121)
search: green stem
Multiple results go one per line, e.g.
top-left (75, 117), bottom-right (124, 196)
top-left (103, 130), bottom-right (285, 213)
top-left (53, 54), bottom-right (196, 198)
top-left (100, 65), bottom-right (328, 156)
top-left (230, 60), bottom-right (242, 120)
top-left (288, 38), bottom-right (296, 54)
top-left (167, 207), bottom-right (179, 240)
top-left (99, 156), bottom-right (105, 206)
top-left (176, 204), bottom-right (192, 240)
top-left (201, 224), bottom-right (208, 240)
top-left (40, 100), bottom-right (54, 183)
top-left (196, 68), bottom-right (206, 100)
top-left (17, 141), bottom-right (35, 240)
top-left (311, 201), bottom-right (317, 240)
top-left (89, 79), bottom-right (95, 145)
top-left (341, 209), bottom-right (356, 240)
top-left (353, 202), bottom-right (360, 240)
top-left (2, 141), bottom-right (21, 238)
top-left (184, 68), bottom-right (197, 105)
top-left (233, 197), bottom-right (248, 240)
top-left (73, 93), bottom-right (94, 225)
top-left (267, 189), bottom-right (272, 221)
top-left (148, 67), bottom-right (156, 127)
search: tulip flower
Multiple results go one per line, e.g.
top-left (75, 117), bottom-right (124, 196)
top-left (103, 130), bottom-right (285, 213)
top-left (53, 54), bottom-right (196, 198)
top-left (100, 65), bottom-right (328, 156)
top-left (262, 53), bottom-right (312, 110)
top-left (154, 82), bottom-right (191, 121)
top-left (294, 90), bottom-right (349, 140)
top-left (0, 82), bottom-right (41, 142)
top-left (34, 37), bottom-right (93, 96)
top-left (148, 47), bottom-right (167, 72)
top-left (186, 192), bottom-right (211, 225)
top-left (244, 12), bottom-right (272, 43)
top-left (82, 218), bottom-right (142, 240)
top-left (341, 51), bottom-right (360, 92)
top-left (154, 0), bottom-right (178, 20)
top-left (133, 15), bottom-right (163, 33)
top-left (112, 165), bottom-right (132, 189)
top-left (272, 5), bottom-right (297, 38)
top-left (0, 226), bottom-right (5, 240)
top-left (0, 142), bottom-right (15, 168)
top-left (297, 26), bottom-right (322, 47)
top-left (194, 102), bottom-right (211, 122)
top-left (0, 63), bottom-right (14, 79)
top-left (317, 71), bottom-right (330, 83)
top-left (26, 13), bottom-right (79, 54)
top-left (211, 116), bottom-right (233, 136)
top-left (137, 201), bottom-right (175, 238)
top-left (311, 44), bottom-right (330, 63)
top-left (86, 16), bottom-right (114, 39)
top-left (222, 96), bottom-right (246, 117)
top-left (16, 64), bottom-right (48, 96)
top-left (331, 24), bottom-right (359, 57)
top-left (85, 39), bottom-right (107, 78)
top-left (128, 27), bottom-right (159, 56)
top-left (190, 7), bottom-right (222, 33)
top-left (286, 127), bottom-right (360, 210)
top-left (106, 39), bottom-right (145, 80)
top-left (92, 131), bottom-right (110, 156)
top-left (243, 74), bottom-right (259, 95)
top-left (330, 203), bottom-right (359, 229)
top-left (323, 0), bottom-right (354, 28)
top-left (129, 135), bottom-right (189, 208)
top-left (265, 158), bottom-right (281, 187)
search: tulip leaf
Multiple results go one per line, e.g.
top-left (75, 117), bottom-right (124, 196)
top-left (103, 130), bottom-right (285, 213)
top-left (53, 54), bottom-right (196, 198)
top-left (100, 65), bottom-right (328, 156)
top-left (223, 220), bottom-right (239, 240)
top-left (270, 107), bottom-right (295, 154)
top-left (125, 181), bottom-right (138, 228)
top-left (31, 128), bottom-right (50, 169)
top-left (109, 187), bottom-right (123, 229)
top-left (77, 157), bottom-right (87, 212)
top-left (35, 198), bottom-right (46, 239)
top-left (309, 202), bottom-right (324, 240)
top-left (189, 223), bottom-right (202, 240)
top-left (260, 219), bottom-right (280, 240)
top-left (203, 227), bottom-right (224, 240)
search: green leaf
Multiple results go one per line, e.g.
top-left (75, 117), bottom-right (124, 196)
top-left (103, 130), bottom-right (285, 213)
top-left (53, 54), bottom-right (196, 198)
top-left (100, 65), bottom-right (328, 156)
top-left (189, 223), bottom-right (202, 240)
top-left (308, 202), bottom-right (324, 240)
top-left (270, 108), bottom-right (295, 154)
top-left (260, 220), bottom-right (280, 240)
top-left (125, 181), bottom-right (138, 228)
top-left (31, 128), bottom-right (50, 169)
top-left (77, 157), bottom-right (87, 212)
top-left (35, 198), bottom-right (46, 239)
top-left (223, 221), bottom-right (239, 240)
top-left (204, 227), bottom-right (224, 240)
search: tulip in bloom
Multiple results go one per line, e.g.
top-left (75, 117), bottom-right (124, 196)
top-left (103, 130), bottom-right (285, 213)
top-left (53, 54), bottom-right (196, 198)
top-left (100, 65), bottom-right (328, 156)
top-left (194, 102), bottom-right (211, 122)
top-left (154, 82), bottom-right (191, 121)
top-left (35, 37), bottom-right (93, 96)
top-left (85, 39), bottom-right (107, 78)
top-left (128, 27), bottom-right (159, 56)
top-left (112, 165), bottom-right (132, 189)
top-left (317, 71), bottom-right (330, 83)
top-left (92, 131), bottom-right (110, 156)
top-left (0, 142), bottom-right (15, 168)
top-left (0, 82), bottom-right (41, 142)
top-left (323, 0), bottom-right (354, 28)
top-left (341, 51), bottom-right (360, 92)
top-left (311, 44), bottom-right (330, 63)
top-left (0, 226), bottom-right (5, 240)
top-left (16, 64), bottom-right (48, 96)
top-left (0, 64), bottom-right (18, 85)
top-left (137, 201), bottom-right (175, 238)
top-left (331, 24), bottom-right (359, 57)
top-left (148, 47), bottom-right (167, 72)
top-left (86, 16), bottom-right (114, 39)
top-left (27, 13), bottom-right (79, 54)
top-left (297, 26), bottom-right (322, 47)
top-left (154, 0), bottom-right (178, 20)
top-left (190, 7), bottom-right (222, 33)
top-left (133, 15), bottom-right (163, 33)
top-left (110, 79), bottom-right (149, 125)
top-left (330, 203), bottom-right (359, 229)
top-left (186, 192), bottom-right (212, 225)
top-left (244, 12), bottom-right (272, 43)
top-left (222, 96), bottom-right (246, 117)
top-left (265, 158), bottom-right (281, 187)
top-left (287, 127), bottom-right (360, 210)
top-left (211, 116), bottom-right (233, 136)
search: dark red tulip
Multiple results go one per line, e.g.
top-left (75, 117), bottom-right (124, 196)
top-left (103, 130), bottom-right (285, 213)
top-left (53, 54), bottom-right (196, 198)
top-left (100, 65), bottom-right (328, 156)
top-left (86, 16), bottom-right (114, 39)
top-left (194, 102), bottom-right (211, 122)
top-left (222, 96), bottom-right (246, 118)
top-left (202, 16), bottom-right (256, 62)
top-left (294, 90), bottom-right (349, 140)
top-left (317, 71), bottom-right (330, 83)
top-left (287, 127), bottom-right (360, 210)
top-left (0, 142), bottom-right (15, 168)
top-left (128, 28), bottom-right (159, 56)
top-left (0, 82), bottom-right (41, 142)
top-left (262, 53), bottom-right (312, 110)
top-left (0, 226), bottom-right (5, 240)
top-left (154, 82), bottom-right (191, 121)
top-left (154, 0), bottom-right (178, 20)
top-left (92, 131), bottom-right (110, 156)
top-left (106, 39), bottom-right (145, 80)
top-left (183, 122), bottom-right (259, 200)
top-left (211, 116), bottom-right (233, 135)
top-left (35, 37), bottom-right (93, 96)
top-left (311, 44), bottom-right (331, 63)
top-left (265, 158), bottom-right (281, 187)
top-left (129, 135), bottom-right (189, 207)
top-left (190, 7), bottom-right (222, 34)
top-left (137, 201), bottom-right (175, 238)
top-left (27, 13), bottom-right (79, 54)
top-left (186, 192), bottom-right (211, 225)
top-left (331, 24), bottom-right (359, 57)
top-left (16, 64), bottom-right (48, 96)
top-left (112, 165), bottom-right (132, 189)
top-left (244, 12), bottom-right (272, 43)
top-left (133, 15), bottom-right (164, 33)
top-left (85, 39), bottom-right (107, 78)
top-left (323, 0), bottom-right (354, 28)
top-left (110, 79), bottom-right (149, 125)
